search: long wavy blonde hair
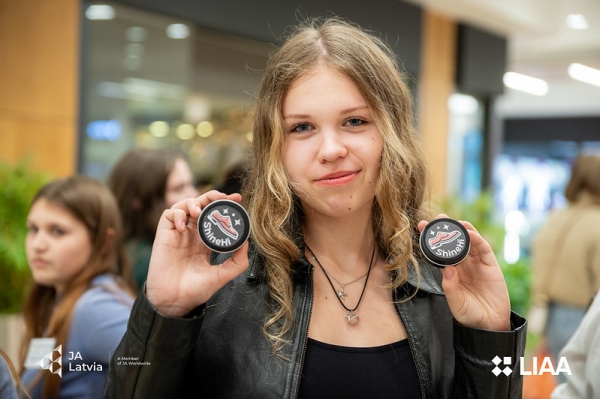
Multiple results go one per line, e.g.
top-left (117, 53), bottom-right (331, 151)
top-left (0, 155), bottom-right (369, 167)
top-left (243, 18), bottom-right (429, 353)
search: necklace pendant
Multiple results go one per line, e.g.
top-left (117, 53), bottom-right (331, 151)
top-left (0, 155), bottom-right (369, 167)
top-left (337, 288), bottom-right (347, 300)
top-left (346, 312), bottom-right (359, 325)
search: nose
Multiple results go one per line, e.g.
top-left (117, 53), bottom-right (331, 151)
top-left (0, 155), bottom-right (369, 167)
top-left (28, 231), bottom-right (48, 252)
top-left (317, 129), bottom-right (348, 163)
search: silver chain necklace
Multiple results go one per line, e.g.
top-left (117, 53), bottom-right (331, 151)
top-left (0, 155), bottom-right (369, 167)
top-left (318, 261), bottom-right (370, 301)
top-left (306, 244), bottom-right (376, 325)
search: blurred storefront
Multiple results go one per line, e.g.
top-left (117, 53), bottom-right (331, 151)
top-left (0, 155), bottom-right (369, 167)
top-left (1, 0), bottom-right (511, 196)
top-left (78, 0), bottom-right (429, 188)
top-left (80, 2), bottom-right (269, 183)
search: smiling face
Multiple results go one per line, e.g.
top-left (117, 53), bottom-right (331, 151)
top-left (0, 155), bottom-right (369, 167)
top-left (282, 66), bottom-right (383, 218)
top-left (26, 198), bottom-right (93, 294)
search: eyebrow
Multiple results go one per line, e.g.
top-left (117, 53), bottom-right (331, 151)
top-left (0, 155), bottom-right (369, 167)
top-left (283, 105), bottom-right (369, 120)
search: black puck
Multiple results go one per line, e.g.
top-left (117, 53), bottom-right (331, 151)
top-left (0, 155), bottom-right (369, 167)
top-left (197, 199), bottom-right (250, 253)
top-left (419, 218), bottom-right (470, 267)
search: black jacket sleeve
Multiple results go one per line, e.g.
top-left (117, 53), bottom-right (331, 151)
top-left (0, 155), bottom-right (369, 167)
top-left (453, 312), bottom-right (527, 398)
top-left (102, 290), bottom-right (205, 399)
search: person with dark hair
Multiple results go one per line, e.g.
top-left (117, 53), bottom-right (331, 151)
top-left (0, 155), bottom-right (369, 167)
top-left (107, 148), bottom-right (199, 290)
top-left (104, 18), bottom-right (526, 399)
top-left (215, 162), bottom-right (249, 195)
top-left (531, 154), bottom-right (600, 371)
top-left (19, 175), bottom-right (136, 399)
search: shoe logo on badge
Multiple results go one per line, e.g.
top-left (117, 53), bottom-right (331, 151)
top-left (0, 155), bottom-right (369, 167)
top-left (198, 200), bottom-right (250, 253)
top-left (208, 209), bottom-right (240, 240)
top-left (428, 229), bottom-right (461, 250)
top-left (419, 218), bottom-right (470, 267)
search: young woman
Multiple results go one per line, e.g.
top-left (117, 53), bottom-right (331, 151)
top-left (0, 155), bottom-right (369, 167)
top-left (19, 175), bottom-right (135, 399)
top-left (532, 154), bottom-right (600, 376)
top-left (107, 148), bottom-right (199, 290)
top-left (104, 19), bottom-right (526, 398)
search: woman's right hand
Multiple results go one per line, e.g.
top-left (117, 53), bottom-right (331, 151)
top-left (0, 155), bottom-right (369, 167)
top-left (145, 190), bottom-right (249, 317)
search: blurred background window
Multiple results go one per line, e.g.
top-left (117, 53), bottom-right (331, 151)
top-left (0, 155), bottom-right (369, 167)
top-left (81, 2), bottom-right (270, 185)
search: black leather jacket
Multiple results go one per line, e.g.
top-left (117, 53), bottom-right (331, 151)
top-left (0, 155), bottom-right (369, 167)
top-left (103, 245), bottom-right (526, 399)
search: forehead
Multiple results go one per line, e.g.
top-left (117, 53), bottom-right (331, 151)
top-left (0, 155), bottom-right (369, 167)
top-left (28, 198), bottom-right (81, 226)
top-left (283, 66), bottom-right (367, 113)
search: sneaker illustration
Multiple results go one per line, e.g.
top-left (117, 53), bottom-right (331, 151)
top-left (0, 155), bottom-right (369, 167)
top-left (208, 210), bottom-right (239, 240)
top-left (428, 231), bottom-right (461, 250)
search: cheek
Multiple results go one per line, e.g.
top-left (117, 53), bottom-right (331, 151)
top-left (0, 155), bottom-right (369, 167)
top-left (63, 239), bottom-right (93, 272)
top-left (282, 142), bottom-right (297, 180)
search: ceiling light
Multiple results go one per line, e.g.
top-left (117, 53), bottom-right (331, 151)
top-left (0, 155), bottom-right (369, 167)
top-left (149, 121), bottom-right (170, 137)
top-left (568, 63), bottom-right (600, 87)
top-left (126, 27), bottom-right (148, 42)
top-left (503, 72), bottom-right (549, 96)
top-left (166, 24), bottom-right (190, 39)
top-left (196, 121), bottom-right (214, 138)
top-left (566, 14), bottom-right (589, 30)
top-left (85, 5), bottom-right (115, 20)
top-left (176, 124), bottom-right (195, 140)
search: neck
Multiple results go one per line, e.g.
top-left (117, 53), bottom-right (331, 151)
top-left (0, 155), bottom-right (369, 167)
top-left (302, 206), bottom-right (375, 274)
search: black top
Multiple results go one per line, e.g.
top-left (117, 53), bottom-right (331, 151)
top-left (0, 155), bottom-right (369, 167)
top-left (298, 338), bottom-right (421, 399)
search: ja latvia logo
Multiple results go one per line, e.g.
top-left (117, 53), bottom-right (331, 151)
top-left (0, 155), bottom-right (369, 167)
top-left (38, 344), bottom-right (63, 378)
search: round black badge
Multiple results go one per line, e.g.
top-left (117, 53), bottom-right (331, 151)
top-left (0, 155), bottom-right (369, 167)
top-left (197, 199), bottom-right (250, 253)
top-left (419, 218), bottom-right (470, 267)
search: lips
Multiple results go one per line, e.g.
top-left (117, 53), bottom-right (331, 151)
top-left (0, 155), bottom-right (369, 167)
top-left (31, 258), bottom-right (50, 267)
top-left (315, 170), bottom-right (359, 186)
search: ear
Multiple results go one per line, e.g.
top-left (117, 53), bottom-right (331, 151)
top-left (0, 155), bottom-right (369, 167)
top-left (102, 228), bottom-right (116, 254)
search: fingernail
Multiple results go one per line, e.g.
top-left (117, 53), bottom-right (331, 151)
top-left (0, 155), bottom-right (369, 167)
top-left (195, 205), bottom-right (201, 213)
top-left (443, 267), bottom-right (454, 279)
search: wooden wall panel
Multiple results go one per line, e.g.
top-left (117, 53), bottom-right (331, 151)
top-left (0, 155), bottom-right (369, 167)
top-left (0, 0), bottom-right (80, 176)
top-left (417, 10), bottom-right (457, 201)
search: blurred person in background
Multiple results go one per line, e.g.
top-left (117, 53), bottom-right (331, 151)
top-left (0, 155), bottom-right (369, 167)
top-left (108, 148), bottom-right (199, 290)
top-left (19, 175), bottom-right (136, 399)
top-left (551, 292), bottom-right (600, 398)
top-left (531, 154), bottom-right (600, 380)
top-left (215, 161), bottom-right (249, 195)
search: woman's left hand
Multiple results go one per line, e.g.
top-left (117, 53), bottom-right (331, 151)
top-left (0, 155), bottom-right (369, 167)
top-left (418, 214), bottom-right (511, 331)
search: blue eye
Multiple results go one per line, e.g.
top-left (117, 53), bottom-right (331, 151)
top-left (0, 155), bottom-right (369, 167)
top-left (291, 123), bottom-right (311, 133)
top-left (346, 118), bottom-right (364, 127)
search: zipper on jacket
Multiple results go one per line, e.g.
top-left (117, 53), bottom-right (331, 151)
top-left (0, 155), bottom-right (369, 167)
top-left (294, 265), bottom-right (315, 399)
top-left (395, 295), bottom-right (426, 399)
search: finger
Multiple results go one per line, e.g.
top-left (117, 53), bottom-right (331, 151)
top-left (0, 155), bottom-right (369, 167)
top-left (197, 190), bottom-right (230, 209)
top-left (435, 213), bottom-right (449, 219)
top-left (226, 193), bottom-right (242, 203)
top-left (460, 220), bottom-right (480, 235)
top-left (440, 266), bottom-right (465, 314)
top-left (171, 197), bottom-right (203, 219)
top-left (220, 241), bottom-right (250, 279)
top-left (161, 208), bottom-right (189, 232)
top-left (174, 209), bottom-right (192, 232)
top-left (465, 229), bottom-right (497, 266)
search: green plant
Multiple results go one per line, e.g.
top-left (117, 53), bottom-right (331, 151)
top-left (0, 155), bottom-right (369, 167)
top-left (439, 192), bottom-right (531, 316)
top-left (0, 160), bottom-right (51, 313)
